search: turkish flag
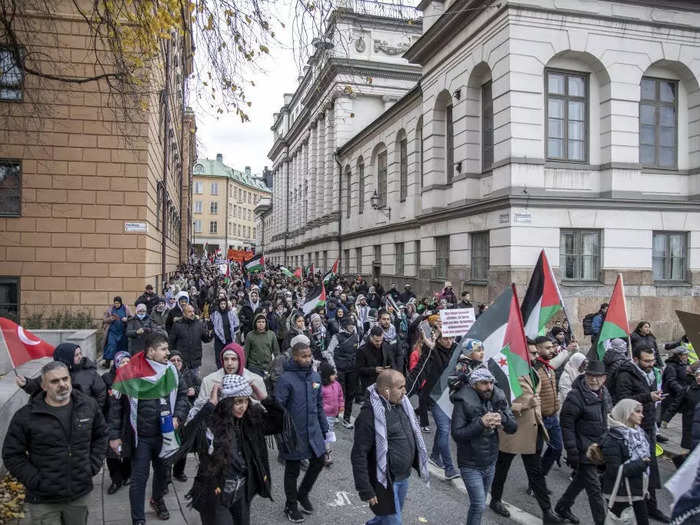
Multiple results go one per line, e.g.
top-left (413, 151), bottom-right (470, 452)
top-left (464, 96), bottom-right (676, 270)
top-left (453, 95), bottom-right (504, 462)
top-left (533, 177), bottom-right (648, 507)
top-left (0, 317), bottom-right (55, 368)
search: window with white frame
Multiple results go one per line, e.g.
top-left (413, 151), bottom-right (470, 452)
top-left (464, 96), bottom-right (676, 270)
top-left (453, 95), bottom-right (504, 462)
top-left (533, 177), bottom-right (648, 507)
top-left (194, 181), bottom-right (203, 194)
top-left (446, 104), bottom-right (454, 183)
top-left (193, 220), bottom-right (202, 233)
top-left (653, 231), bottom-right (687, 282)
top-left (640, 77), bottom-right (677, 169)
top-left (210, 182), bottom-right (218, 195)
top-left (546, 70), bottom-right (587, 162)
top-left (482, 81), bottom-right (494, 171)
top-left (470, 232), bottom-right (489, 281)
top-left (358, 159), bottom-right (365, 214)
top-left (210, 201), bottom-right (217, 214)
top-left (377, 151), bottom-right (387, 207)
top-left (399, 137), bottom-right (407, 201)
top-left (194, 201), bottom-right (202, 214)
top-left (209, 221), bottom-right (217, 234)
top-left (560, 229), bottom-right (601, 281)
top-left (395, 243), bottom-right (404, 276)
top-left (435, 236), bottom-right (450, 279)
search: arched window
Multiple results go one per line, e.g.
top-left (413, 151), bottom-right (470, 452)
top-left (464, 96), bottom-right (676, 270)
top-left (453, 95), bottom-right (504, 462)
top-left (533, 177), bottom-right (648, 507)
top-left (434, 90), bottom-right (455, 184)
top-left (372, 143), bottom-right (388, 207)
top-left (345, 165), bottom-right (351, 218)
top-left (416, 117), bottom-right (424, 188)
top-left (357, 157), bottom-right (365, 214)
top-left (396, 129), bottom-right (408, 202)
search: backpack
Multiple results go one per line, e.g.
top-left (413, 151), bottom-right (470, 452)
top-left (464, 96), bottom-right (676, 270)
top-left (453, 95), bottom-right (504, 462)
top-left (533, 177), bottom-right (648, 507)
top-left (582, 313), bottom-right (597, 335)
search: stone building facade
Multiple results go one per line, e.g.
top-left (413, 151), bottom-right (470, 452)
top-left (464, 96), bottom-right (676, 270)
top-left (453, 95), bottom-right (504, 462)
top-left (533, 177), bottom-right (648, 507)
top-left (264, 0), bottom-right (700, 340)
top-left (191, 154), bottom-right (271, 254)
top-left (0, 7), bottom-right (196, 322)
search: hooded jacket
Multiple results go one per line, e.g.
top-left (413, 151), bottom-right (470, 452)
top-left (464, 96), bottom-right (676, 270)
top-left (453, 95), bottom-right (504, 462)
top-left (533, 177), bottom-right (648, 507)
top-left (243, 313), bottom-right (280, 373)
top-left (328, 328), bottom-right (360, 372)
top-left (165, 291), bottom-right (190, 332)
top-left (22, 343), bottom-right (106, 410)
top-left (167, 315), bottom-right (212, 369)
top-left (450, 384), bottom-right (516, 468)
top-left (2, 389), bottom-right (108, 504)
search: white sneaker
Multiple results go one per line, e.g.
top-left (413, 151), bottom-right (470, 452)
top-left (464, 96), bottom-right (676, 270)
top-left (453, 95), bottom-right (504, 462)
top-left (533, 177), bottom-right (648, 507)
top-left (340, 417), bottom-right (354, 429)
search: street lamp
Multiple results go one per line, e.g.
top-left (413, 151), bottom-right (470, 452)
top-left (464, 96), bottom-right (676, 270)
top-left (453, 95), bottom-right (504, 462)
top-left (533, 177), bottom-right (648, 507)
top-left (370, 190), bottom-right (391, 221)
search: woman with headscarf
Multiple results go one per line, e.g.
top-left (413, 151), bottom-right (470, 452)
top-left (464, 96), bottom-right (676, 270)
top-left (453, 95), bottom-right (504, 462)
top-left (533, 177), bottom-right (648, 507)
top-left (102, 296), bottom-right (131, 368)
top-left (600, 399), bottom-right (652, 525)
top-left (558, 353), bottom-right (588, 408)
top-left (211, 296), bottom-right (239, 369)
top-left (103, 351), bottom-right (133, 495)
top-left (180, 374), bottom-right (286, 525)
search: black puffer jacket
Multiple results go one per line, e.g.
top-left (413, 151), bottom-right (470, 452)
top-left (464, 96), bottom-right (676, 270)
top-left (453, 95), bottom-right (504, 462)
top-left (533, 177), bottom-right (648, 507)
top-left (108, 374), bottom-right (190, 439)
top-left (662, 356), bottom-right (688, 397)
top-left (126, 315), bottom-right (165, 354)
top-left (167, 317), bottom-right (213, 369)
top-left (332, 330), bottom-right (360, 372)
top-left (603, 349), bottom-right (628, 400)
top-left (22, 357), bottom-right (106, 410)
top-left (560, 375), bottom-right (612, 465)
top-left (450, 384), bottom-right (516, 468)
top-left (614, 361), bottom-right (658, 436)
top-left (679, 385), bottom-right (700, 450)
top-left (600, 423), bottom-right (650, 500)
top-left (356, 339), bottom-right (396, 393)
top-left (2, 390), bottom-right (108, 504)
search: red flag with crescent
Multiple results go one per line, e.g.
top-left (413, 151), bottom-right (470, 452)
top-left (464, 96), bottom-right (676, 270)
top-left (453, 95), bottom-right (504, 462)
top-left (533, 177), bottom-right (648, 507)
top-left (0, 317), bottom-right (55, 368)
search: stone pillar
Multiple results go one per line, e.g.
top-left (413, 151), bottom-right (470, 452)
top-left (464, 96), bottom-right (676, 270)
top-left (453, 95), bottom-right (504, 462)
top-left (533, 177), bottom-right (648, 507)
top-left (309, 124), bottom-right (317, 223)
top-left (317, 114), bottom-right (326, 221)
top-left (324, 106), bottom-right (334, 217)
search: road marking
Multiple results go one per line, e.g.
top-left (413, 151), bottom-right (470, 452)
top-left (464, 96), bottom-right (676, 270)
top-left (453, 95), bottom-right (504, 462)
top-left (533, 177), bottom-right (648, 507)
top-left (326, 490), bottom-right (354, 507)
top-left (427, 463), bottom-right (541, 525)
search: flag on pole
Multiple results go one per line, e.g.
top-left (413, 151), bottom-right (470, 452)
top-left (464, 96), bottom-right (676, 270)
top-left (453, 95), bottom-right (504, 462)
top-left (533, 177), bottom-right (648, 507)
top-left (521, 250), bottom-right (570, 339)
top-left (595, 274), bottom-right (629, 360)
top-left (280, 265), bottom-right (296, 279)
top-left (0, 317), bottom-right (55, 369)
top-left (244, 255), bottom-right (265, 273)
top-left (112, 351), bottom-right (179, 400)
top-left (304, 263), bottom-right (315, 278)
top-left (302, 284), bottom-right (326, 315)
top-left (294, 267), bottom-right (303, 280)
top-left (430, 284), bottom-right (531, 417)
top-left (323, 259), bottom-right (339, 284)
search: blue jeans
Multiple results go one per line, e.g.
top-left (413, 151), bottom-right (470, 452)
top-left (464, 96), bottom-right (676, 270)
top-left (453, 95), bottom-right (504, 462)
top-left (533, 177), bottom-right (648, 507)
top-left (541, 415), bottom-right (563, 476)
top-left (431, 404), bottom-right (455, 472)
top-left (460, 465), bottom-right (496, 525)
top-left (366, 478), bottom-right (409, 525)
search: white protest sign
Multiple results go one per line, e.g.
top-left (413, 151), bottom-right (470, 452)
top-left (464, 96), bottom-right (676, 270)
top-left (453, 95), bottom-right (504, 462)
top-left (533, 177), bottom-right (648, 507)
top-left (218, 263), bottom-right (228, 275)
top-left (439, 308), bottom-right (476, 338)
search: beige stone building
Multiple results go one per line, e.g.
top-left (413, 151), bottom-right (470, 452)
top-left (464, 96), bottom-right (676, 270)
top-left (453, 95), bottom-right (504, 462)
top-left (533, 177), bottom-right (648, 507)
top-left (0, 5), bottom-right (196, 322)
top-left (191, 154), bottom-right (271, 254)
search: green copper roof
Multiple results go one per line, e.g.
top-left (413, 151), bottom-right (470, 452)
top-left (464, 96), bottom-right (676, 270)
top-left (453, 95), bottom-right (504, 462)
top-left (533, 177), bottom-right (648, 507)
top-left (192, 157), bottom-right (271, 193)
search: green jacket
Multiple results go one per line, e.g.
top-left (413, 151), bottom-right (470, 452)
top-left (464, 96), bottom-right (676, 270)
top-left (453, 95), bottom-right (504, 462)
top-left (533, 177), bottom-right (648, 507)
top-left (244, 329), bottom-right (280, 372)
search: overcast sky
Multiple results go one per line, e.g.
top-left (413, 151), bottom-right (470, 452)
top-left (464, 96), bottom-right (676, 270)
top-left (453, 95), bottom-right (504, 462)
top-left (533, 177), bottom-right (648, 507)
top-left (193, 9), bottom-right (301, 176)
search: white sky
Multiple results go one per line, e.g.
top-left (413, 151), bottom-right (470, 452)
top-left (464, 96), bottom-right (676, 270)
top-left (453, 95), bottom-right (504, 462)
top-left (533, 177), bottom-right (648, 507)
top-left (193, 8), bottom-right (303, 175)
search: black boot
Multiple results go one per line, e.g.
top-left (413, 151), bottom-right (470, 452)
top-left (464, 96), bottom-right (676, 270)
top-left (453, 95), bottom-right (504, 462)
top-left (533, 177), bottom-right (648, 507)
top-left (554, 505), bottom-right (580, 524)
top-left (543, 509), bottom-right (565, 524)
top-left (489, 500), bottom-right (510, 518)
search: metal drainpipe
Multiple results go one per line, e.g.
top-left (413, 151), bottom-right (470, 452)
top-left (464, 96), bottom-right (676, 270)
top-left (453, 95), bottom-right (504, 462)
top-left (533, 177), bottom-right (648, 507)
top-left (334, 150), bottom-right (342, 274)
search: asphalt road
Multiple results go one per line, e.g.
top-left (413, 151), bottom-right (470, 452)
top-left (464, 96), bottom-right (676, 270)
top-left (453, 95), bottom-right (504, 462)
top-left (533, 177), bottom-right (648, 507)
top-left (191, 340), bottom-right (677, 525)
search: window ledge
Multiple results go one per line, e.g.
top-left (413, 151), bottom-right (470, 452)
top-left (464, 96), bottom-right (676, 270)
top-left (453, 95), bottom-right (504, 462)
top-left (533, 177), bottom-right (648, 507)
top-left (545, 161), bottom-right (593, 170)
top-left (654, 281), bottom-right (692, 287)
top-left (466, 280), bottom-right (488, 286)
top-left (560, 280), bottom-right (604, 286)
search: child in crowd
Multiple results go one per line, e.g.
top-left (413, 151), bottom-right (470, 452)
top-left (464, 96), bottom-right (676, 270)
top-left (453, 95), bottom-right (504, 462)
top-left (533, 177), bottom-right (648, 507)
top-left (320, 362), bottom-right (344, 467)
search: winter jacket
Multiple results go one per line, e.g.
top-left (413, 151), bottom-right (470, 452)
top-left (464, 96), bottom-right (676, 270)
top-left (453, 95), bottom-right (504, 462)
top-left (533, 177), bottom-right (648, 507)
top-left (630, 331), bottom-right (664, 368)
top-left (328, 329), bottom-right (360, 372)
top-left (108, 373), bottom-right (190, 439)
top-left (2, 390), bottom-right (108, 504)
top-left (322, 381), bottom-right (345, 418)
top-left (692, 403), bottom-right (700, 450)
top-left (497, 372), bottom-right (549, 455)
top-left (211, 308), bottom-right (239, 345)
top-left (102, 368), bottom-right (134, 460)
top-left (275, 359), bottom-right (329, 460)
top-left (21, 357), bottom-right (106, 410)
top-left (167, 317), bottom-right (213, 369)
top-left (238, 300), bottom-right (263, 336)
top-left (450, 384), bottom-right (516, 469)
top-left (603, 348), bottom-right (629, 401)
top-left (150, 307), bottom-right (168, 328)
top-left (244, 325), bottom-right (280, 375)
top-left (613, 361), bottom-right (658, 436)
top-left (126, 315), bottom-right (164, 354)
top-left (662, 356), bottom-right (688, 397)
top-left (679, 385), bottom-right (700, 450)
top-left (135, 291), bottom-right (160, 314)
top-left (560, 375), bottom-right (612, 465)
top-left (600, 422), bottom-right (650, 501)
top-left (356, 339), bottom-right (396, 393)
top-left (406, 342), bottom-right (455, 399)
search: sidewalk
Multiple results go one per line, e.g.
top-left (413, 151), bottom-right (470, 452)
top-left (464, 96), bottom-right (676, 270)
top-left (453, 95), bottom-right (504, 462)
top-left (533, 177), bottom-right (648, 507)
top-left (660, 411), bottom-right (686, 460)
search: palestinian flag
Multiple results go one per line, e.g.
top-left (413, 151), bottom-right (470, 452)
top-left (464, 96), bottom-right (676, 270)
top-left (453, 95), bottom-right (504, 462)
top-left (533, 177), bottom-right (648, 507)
top-left (112, 351), bottom-right (179, 400)
top-left (280, 265), bottom-right (296, 279)
top-left (521, 250), bottom-right (569, 339)
top-left (305, 263), bottom-right (315, 277)
top-left (323, 259), bottom-right (339, 283)
top-left (595, 274), bottom-right (629, 360)
top-left (302, 283), bottom-right (326, 315)
top-left (294, 267), bottom-right (303, 280)
top-left (245, 255), bottom-right (264, 273)
top-left (430, 284), bottom-right (531, 416)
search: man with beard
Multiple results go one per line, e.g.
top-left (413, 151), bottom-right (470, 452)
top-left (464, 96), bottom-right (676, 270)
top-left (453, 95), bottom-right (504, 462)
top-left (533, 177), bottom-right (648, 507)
top-left (614, 346), bottom-right (671, 523)
top-left (136, 284), bottom-right (159, 314)
top-left (357, 326), bottom-right (396, 394)
top-left (239, 286), bottom-right (264, 338)
top-left (3, 361), bottom-right (108, 523)
top-left (451, 368), bottom-right (516, 525)
top-left (168, 304), bottom-right (213, 377)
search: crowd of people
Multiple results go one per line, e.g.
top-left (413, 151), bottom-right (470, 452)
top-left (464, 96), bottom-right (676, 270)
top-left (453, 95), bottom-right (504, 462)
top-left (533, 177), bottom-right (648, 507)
top-left (2, 258), bottom-right (699, 525)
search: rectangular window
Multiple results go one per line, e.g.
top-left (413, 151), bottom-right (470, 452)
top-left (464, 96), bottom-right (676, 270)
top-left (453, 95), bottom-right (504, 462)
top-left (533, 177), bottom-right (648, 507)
top-left (323, 251), bottom-right (328, 271)
top-left (356, 247), bottom-right (362, 274)
top-left (194, 201), bottom-right (202, 214)
top-left (209, 221), bottom-right (217, 234)
top-left (0, 277), bottom-right (19, 322)
top-left (560, 229), bottom-right (601, 281)
top-left (546, 70), bottom-right (587, 162)
top-left (470, 232), bottom-right (489, 281)
top-left (446, 104), bottom-right (454, 184)
top-left (418, 122), bottom-right (424, 188)
top-left (377, 151), bottom-right (387, 207)
top-left (374, 245), bottom-right (381, 274)
top-left (210, 201), bottom-right (217, 214)
top-left (399, 138), bottom-right (408, 202)
top-left (415, 240), bottom-right (421, 273)
top-left (358, 161), bottom-right (365, 214)
top-left (0, 161), bottom-right (21, 217)
top-left (211, 182), bottom-right (218, 195)
top-left (194, 181), bottom-right (203, 194)
top-left (395, 243), bottom-right (404, 276)
top-left (345, 167), bottom-right (351, 218)
top-left (344, 249), bottom-right (350, 274)
top-left (640, 77), bottom-right (677, 169)
top-left (193, 219), bottom-right (202, 233)
top-left (482, 81), bottom-right (494, 171)
top-left (653, 231), bottom-right (687, 282)
top-left (0, 49), bottom-right (23, 101)
top-left (435, 236), bottom-right (450, 279)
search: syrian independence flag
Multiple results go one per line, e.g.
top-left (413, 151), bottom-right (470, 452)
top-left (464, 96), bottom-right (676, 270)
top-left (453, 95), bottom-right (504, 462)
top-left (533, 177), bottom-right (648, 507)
top-left (430, 284), bottom-right (531, 417)
top-left (595, 274), bottom-right (629, 360)
top-left (280, 265), bottom-right (296, 279)
top-left (521, 250), bottom-right (569, 339)
top-left (302, 283), bottom-right (326, 315)
top-left (245, 255), bottom-right (264, 273)
top-left (112, 351), bottom-right (179, 400)
top-left (323, 259), bottom-right (339, 283)
top-left (0, 317), bottom-right (55, 369)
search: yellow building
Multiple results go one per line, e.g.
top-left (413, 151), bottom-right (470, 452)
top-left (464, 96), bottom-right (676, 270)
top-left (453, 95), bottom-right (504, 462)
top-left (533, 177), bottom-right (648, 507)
top-left (191, 154), bottom-right (271, 254)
